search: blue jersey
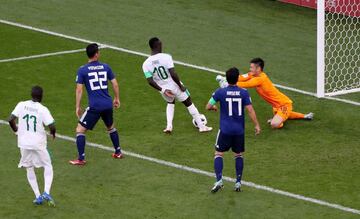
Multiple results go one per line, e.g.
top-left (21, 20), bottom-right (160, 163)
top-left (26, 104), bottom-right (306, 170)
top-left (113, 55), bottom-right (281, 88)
top-left (210, 85), bottom-right (252, 135)
top-left (76, 61), bottom-right (115, 111)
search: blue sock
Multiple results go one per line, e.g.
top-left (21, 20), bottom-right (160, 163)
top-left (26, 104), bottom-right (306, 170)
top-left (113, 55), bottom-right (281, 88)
top-left (109, 128), bottom-right (121, 154)
top-left (214, 156), bottom-right (223, 181)
top-left (76, 133), bottom-right (86, 160)
top-left (235, 155), bottom-right (244, 183)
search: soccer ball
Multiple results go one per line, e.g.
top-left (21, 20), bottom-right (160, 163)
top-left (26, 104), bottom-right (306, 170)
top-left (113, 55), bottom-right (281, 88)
top-left (216, 75), bottom-right (228, 88)
top-left (192, 114), bottom-right (207, 128)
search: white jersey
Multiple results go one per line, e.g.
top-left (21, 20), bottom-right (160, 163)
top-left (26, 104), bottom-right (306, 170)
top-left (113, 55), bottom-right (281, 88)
top-left (142, 53), bottom-right (177, 88)
top-left (11, 100), bottom-right (55, 150)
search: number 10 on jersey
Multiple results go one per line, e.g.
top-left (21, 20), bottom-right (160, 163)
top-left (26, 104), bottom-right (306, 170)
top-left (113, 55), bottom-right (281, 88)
top-left (153, 66), bottom-right (168, 80)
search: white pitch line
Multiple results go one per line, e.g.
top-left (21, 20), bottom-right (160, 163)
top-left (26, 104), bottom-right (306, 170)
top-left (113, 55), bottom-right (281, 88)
top-left (0, 45), bottom-right (108, 63)
top-left (0, 49), bottom-right (85, 63)
top-left (325, 96), bottom-right (360, 106)
top-left (0, 19), bottom-right (358, 106)
top-left (0, 120), bottom-right (359, 215)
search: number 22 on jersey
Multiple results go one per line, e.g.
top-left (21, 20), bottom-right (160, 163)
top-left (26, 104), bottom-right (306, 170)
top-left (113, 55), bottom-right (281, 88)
top-left (88, 71), bottom-right (107, 90)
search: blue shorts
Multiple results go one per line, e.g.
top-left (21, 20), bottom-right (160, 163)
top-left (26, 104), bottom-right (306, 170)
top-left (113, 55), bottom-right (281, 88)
top-left (215, 130), bottom-right (245, 153)
top-left (79, 107), bottom-right (113, 130)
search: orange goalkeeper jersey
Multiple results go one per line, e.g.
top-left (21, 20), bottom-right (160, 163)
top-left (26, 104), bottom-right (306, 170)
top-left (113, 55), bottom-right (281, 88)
top-left (237, 72), bottom-right (292, 108)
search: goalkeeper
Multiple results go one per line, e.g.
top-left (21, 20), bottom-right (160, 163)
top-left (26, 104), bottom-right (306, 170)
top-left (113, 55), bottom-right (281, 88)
top-left (216, 58), bottom-right (314, 128)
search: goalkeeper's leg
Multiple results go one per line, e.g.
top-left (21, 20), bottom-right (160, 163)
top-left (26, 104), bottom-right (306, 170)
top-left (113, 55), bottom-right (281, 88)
top-left (270, 105), bottom-right (291, 128)
top-left (289, 111), bottom-right (314, 120)
top-left (288, 111), bottom-right (305, 119)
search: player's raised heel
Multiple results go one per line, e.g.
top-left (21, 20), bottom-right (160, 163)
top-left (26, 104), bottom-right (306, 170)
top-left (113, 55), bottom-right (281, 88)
top-left (112, 153), bottom-right (124, 159)
top-left (69, 159), bottom-right (87, 165)
top-left (211, 180), bottom-right (224, 193)
top-left (42, 192), bottom-right (55, 207)
top-left (234, 182), bottom-right (242, 192)
top-left (33, 196), bottom-right (44, 205)
top-left (199, 126), bottom-right (213, 133)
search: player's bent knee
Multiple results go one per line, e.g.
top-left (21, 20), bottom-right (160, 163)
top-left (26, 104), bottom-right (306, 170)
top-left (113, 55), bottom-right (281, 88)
top-left (107, 127), bottom-right (117, 133)
top-left (234, 153), bottom-right (243, 158)
top-left (76, 127), bottom-right (86, 133)
top-left (271, 122), bottom-right (282, 129)
top-left (271, 115), bottom-right (283, 129)
top-left (44, 165), bottom-right (53, 171)
top-left (107, 124), bottom-right (115, 131)
top-left (271, 124), bottom-right (281, 129)
top-left (214, 151), bottom-right (224, 157)
top-left (26, 167), bottom-right (34, 171)
top-left (270, 119), bottom-right (282, 129)
top-left (76, 123), bottom-right (87, 133)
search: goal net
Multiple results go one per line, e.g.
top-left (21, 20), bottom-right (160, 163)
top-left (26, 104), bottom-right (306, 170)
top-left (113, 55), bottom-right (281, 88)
top-left (317, 0), bottom-right (360, 97)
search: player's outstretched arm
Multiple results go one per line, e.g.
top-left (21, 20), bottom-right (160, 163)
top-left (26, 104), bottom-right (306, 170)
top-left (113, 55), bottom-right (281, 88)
top-left (237, 77), bottom-right (263, 88)
top-left (75, 84), bottom-right (83, 118)
top-left (48, 124), bottom-right (56, 139)
top-left (111, 79), bottom-right (120, 108)
top-left (8, 114), bottom-right (18, 133)
top-left (146, 77), bottom-right (174, 97)
top-left (238, 73), bottom-right (253, 82)
top-left (169, 68), bottom-right (186, 92)
top-left (246, 105), bottom-right (261, 135)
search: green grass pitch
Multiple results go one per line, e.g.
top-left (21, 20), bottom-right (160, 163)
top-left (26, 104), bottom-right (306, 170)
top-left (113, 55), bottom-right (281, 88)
top-left (0, 1), bottom-right (359, 218)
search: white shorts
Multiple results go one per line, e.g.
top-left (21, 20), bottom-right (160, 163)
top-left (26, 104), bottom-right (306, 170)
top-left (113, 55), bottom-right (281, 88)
top-left (160, 83), bottom-right (190, 103)
top-left (18, 148), bottom-right (52, 168)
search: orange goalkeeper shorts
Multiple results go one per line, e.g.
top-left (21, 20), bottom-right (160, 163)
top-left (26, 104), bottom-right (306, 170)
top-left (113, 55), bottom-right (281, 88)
top-left (272, 103), bottom-right (293, 122)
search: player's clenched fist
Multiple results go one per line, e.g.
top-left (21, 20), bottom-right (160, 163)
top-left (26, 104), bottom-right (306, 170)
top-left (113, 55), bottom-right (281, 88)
top-left (163, 89), bottom-right (175, 98)
top-left (113, 98), bottom-right (120, 108)
top-left (255, 125), bottom-right (261, 135)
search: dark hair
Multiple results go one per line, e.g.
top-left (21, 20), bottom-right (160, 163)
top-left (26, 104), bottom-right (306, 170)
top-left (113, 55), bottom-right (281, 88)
top-left (86, 43), bottom-right (99, 58)
top-left (149, 37), bottom-right (160, 49)
top-left (226, 67), bottom-right (240, 85)
top-left (250, 57), bottom-right (265, 70)
top-left (31, 86), bottom-right (43, 102)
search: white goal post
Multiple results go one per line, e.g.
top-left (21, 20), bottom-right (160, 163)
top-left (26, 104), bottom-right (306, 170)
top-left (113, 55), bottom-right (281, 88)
top-left (317, 0), bottom-right (360, 97)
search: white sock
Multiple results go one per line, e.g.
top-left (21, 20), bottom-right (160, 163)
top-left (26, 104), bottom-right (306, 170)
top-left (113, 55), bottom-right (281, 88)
top-left (187, 104), bottom-right (205, 129)
top-left (44, 166), bottom-right (53, 194)
top-left (166, 103), bottom-right (175, 129)
top-left (26, 167), bottom-right (41, 198)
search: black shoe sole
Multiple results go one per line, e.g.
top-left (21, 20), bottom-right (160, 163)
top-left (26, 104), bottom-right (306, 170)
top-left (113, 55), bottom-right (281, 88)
top-left (211, 185), bottom-right (224, 193)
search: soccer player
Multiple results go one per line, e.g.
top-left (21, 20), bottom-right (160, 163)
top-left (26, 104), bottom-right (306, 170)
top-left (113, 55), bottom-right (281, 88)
top-left (207, 68), bottom-right (260, 193)
top-left (142, 37), bottom-right (212, 133)
top-left (217, 58), bottom-right (313, 128)
top-left (8, 86), bottom-right (56, 206)
top-left (69, 43), bottom-right (123, 165)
